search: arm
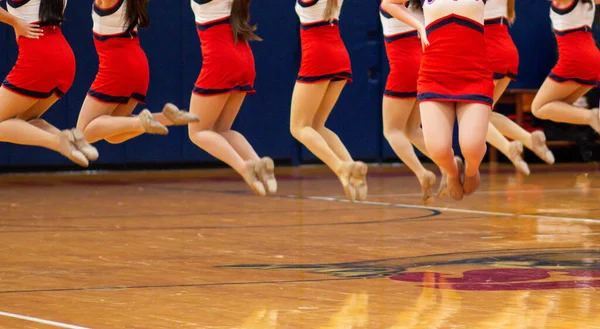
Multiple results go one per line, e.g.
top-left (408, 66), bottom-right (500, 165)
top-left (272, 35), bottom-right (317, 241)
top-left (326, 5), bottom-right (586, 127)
top-left (0, 6), bottom-right (42, 39)
top-left (381, 0), bottom-right (424, 32)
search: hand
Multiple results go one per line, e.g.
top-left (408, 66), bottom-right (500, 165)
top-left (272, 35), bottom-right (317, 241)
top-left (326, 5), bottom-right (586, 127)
top-left (418, 27), bottom-right (430, 51)
top-left (13, 18), bottom-right (43, 39)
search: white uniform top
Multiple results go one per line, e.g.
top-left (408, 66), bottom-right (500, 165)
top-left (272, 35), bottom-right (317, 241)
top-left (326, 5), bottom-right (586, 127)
top-left (422, 0), bottom-right (485, 26)
top-left (191, 0), bottom-right (232, 24)
top-left (484, 0), bottom-right (507, 20)
top-left (93, 0), bottom-right (135, 35)
top-left (295, 0), bottom-right (344, 24)
top-left (6, 0), bottom-right (67, 24)
top-left (380, 4), bottom-right (424, 36)
top-left (550, 0), bottom-right (595, 33)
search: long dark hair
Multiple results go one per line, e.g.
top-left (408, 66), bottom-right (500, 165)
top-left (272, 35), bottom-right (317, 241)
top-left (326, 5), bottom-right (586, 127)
top-left (409, 0), bottom-right (423, 9)
top-left (39, 0), bottom-right (65, 25)
top-left (125, 0), bottom-right (150, 31)
top-left (230, 0), bottom-right (261, 44)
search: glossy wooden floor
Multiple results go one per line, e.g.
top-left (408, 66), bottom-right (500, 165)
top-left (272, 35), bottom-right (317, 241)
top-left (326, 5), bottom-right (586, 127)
top-left (0, 163), bottom-right (599, 328)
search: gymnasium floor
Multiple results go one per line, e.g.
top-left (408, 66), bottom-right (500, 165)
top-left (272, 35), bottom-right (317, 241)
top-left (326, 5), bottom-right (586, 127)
top-left (0, 163), bottom-right (599, 328)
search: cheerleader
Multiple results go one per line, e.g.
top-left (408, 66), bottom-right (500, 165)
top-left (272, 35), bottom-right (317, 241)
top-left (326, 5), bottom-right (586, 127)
top-left (383, 0), bottom-right (493, 201)
top-left (0, 0), bottom-right (96, 167)
top-left (484, 0), bottom-right (554, 175)
top-left (531, 0), bottom-right (600, 134)
top-left (76, 0), bottom-right (198, 151)
top-left (380, 2), bottom-right (439, 204)
top-left (291, 0), bottom-right (368, 202)
top-left (188, 0), bottom-right (276, 196)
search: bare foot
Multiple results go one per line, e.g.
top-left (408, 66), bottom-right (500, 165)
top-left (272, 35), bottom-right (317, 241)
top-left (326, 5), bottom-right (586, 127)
top-left (508, 141), bottom-right (530, 176)
top-left (419, 170), bottom-right (436, 205)
top-left (350, 161), bottom-right (368, 201)
top-left (530, 130), bottom-right (555, 165)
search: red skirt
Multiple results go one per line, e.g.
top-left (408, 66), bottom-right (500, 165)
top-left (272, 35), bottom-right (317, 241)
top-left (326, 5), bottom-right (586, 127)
top-left (417, 15), bottom-right (494, 105)
top-left (88, 33), bottom-right (149, 104)
top-left (3, 26), bottom-right (75, 99)
top-left (484, 18), bottom-right (519, 80)
top-left (550, 28), bottom-right (600, 86)
top-left (194, 19), bottom-right (256, 95)
top-left (297, 21), bottom-right (352, 83)
top-left (384, 33), bottom-right (421, 98)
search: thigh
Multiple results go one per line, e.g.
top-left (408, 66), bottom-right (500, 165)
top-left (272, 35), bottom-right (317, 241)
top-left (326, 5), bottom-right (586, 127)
top-left (188, 93), bottom-right (231, 131)
top-left (312, 80), bottom-right (345, 127)
top-left (563, 85), bottom-right (593, 105)
top-left (17, 94), bottom-right (60, 121)
top-left (290, 81), bottom-right (330, 127)
top-left (76, 96), bottom-right (119, 131)
top-left (111, 99), bottom-right (140, 117)
top-left (405, 100), bottom-right (422, 132)
top-left (492, 77), bottom-right (511, 108)
top-left (532, 78), bottom-right (582, 109)
top-left (419, 101), bottom-right (456, 145)
top-left (0, 87), bottom-right (38, 121)
top-left (214, 92), bottom-right (246, 132)
top-left (382, 96), bottom-right (417, 131)
top-left (456, 102), bottom-right (490, 141)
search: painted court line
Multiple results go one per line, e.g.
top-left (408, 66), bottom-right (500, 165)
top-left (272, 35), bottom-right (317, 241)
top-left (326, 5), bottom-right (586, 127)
top-left (364, 188), bottom-right (600, 198)
top-left (301, 196), bottom-right (600, 224)
top-left (0, 311), bottom-right (91, 329)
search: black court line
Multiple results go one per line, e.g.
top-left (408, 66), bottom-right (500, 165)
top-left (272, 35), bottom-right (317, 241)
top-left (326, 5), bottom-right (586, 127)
top-left (0, 278), bottom-right (363, 295)
top-left (0, 205), bottom-right (392, 222)
top-left (0, 212), bottom-right (462, 234)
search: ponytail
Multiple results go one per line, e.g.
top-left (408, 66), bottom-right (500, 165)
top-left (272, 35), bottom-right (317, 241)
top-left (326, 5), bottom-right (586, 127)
top-left (125, 0), bottom-right (150, 31)
top-left (323, 0), bottom-right (338, 22)
top-left (39, 0), bottom-right (65, 26)
top-left (507, 0), bottom-right (515, 24)
top-left (230, 0), bottom-right (261, 44)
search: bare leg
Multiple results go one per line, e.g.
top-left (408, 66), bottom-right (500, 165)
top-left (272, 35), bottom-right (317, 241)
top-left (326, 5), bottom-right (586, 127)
top-left (420, 101), bottom-right (464, 200)
top-left (312, 80), bottom-right (352, 162)
top-left (215, 92), bottom-right (260, 161)
top-left (532, 78), bottom-right (597, 130)
top-left (457, 102), bottom-right (491, 195)
top-left (188, 92), bottom-right (265, 195)
top-left (290, 80), bottom-right (356, 201)
top-left (19, 94), bottom-right (61, 134)
top-left (214, 93), bottom-right (277, 195)
top-left (0, 88), bottom-right (87, 166)
top-left (384, 96), bottom-right (436, 203)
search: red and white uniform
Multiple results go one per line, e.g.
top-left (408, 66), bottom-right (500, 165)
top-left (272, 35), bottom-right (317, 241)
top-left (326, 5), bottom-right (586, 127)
top-left (3, 0), bottom-right (75, 99)
top-left (380, 3), bottom-right (423, 98)
top-left (191, 0), bottom-right (256, 95)
top-left (89, 0), bottom-right (149, 104)
top-left (417, 0), bottom-right (494, 105)
top-left (484, 0), bottom-right (518, 80)
top-left (295, 0), bottom-right (352, 83)
top-left (549, 0), bottom-right (600, 86)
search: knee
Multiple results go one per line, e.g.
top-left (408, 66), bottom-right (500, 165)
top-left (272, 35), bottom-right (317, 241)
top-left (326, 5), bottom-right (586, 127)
top-left (405, 128), bottom-right (422, 143)
top-left (290, 124), bottom-right (305, 140)
top-left (531, 99), bottom-right (547, 119)
top-left (460, 140), bottom-right (487, 159)
top-left (425, 142), bottom-right (454, 162)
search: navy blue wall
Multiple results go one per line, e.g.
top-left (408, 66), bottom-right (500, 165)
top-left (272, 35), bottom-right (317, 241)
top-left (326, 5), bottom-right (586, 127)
top-left (0, 0), bottom-right (557, 168)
